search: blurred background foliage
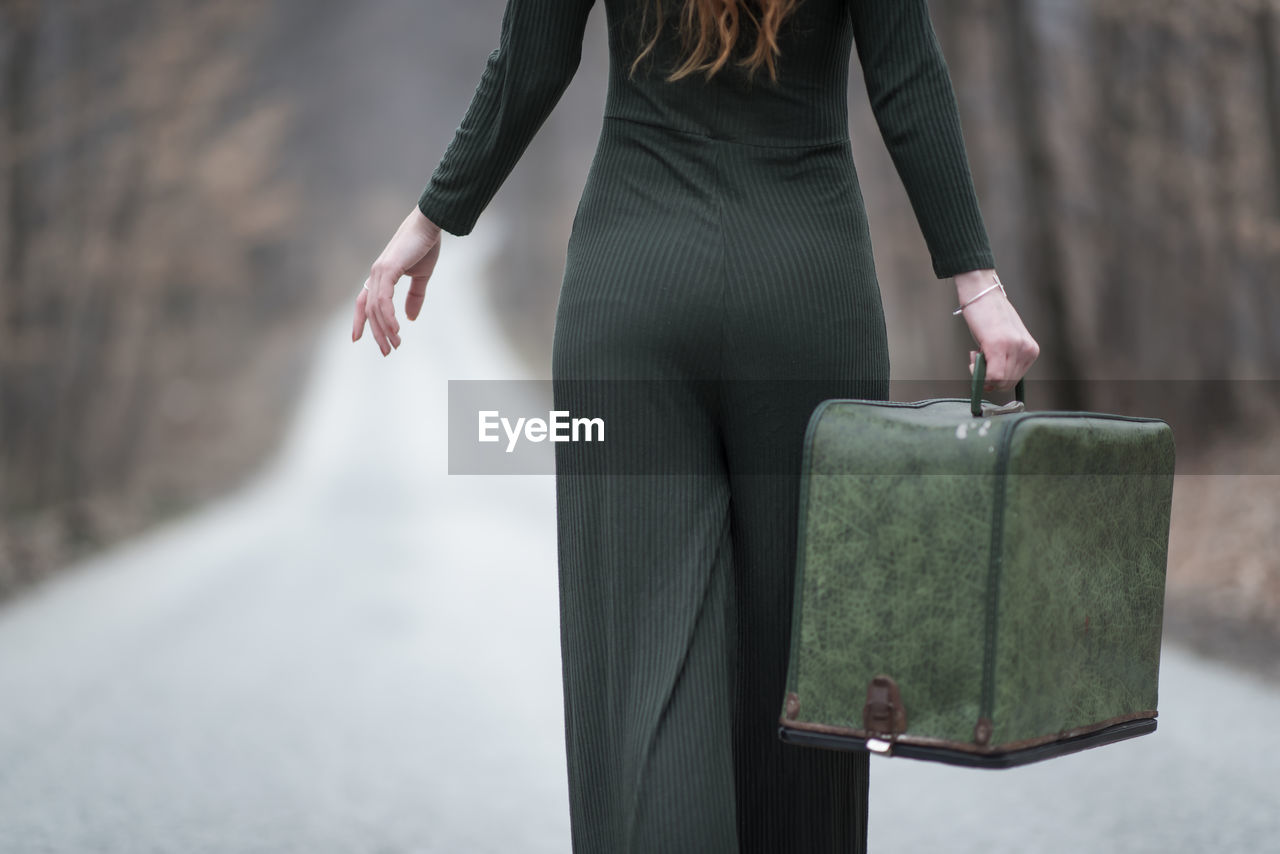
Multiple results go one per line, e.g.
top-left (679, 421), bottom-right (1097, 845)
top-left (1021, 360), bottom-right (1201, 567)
top-left (0, 0), bottom-right (1277, 672)
top-left (2, 0), bottom-right (311, 583)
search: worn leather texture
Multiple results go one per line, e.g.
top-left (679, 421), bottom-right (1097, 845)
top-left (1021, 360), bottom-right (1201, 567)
top-left (783, 399), bottom-right (1175, 753)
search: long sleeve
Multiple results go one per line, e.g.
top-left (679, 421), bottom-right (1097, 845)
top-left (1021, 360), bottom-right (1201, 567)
top-left (848, 0), bottom-right (995, 278)
top-left (417, 0), bottom-right (597, 236)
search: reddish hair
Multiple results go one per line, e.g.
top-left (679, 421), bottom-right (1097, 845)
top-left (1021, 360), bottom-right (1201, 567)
top-left (632, 0), bottom-right (801, 82)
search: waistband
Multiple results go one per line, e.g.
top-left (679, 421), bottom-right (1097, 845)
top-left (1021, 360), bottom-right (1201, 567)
top-left (601, 114), bottom-right (852, 151)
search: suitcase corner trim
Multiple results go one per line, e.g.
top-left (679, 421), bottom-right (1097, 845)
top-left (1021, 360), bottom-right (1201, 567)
top-left (776, 713), bottom-right (1158, 769)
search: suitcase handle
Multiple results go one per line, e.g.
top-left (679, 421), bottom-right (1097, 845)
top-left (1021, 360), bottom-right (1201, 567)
top-left (971, 352), bottom-right (1027, 417)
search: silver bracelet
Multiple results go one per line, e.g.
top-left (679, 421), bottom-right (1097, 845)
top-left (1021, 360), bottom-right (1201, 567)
top-left (952, 275), bottom-right (1006, 317)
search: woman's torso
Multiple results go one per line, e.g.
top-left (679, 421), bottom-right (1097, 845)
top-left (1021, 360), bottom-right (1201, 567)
top-left (553, 0), bottom-right (889, 387)
top-left (600, 0), bottom-right (856, 146)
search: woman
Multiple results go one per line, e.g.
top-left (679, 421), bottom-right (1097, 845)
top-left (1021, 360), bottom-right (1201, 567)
top-left (353, 0), bottom-right (1039, 851)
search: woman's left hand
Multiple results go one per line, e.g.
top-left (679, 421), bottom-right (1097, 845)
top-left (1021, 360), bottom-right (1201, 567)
top-left (352, 206), bottom-right (443, 355)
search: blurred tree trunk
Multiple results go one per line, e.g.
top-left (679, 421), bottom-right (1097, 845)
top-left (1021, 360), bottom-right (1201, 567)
top-left (1, 1), bottom-right (40, 522)
top-left (2, 1), bottom-right (34, 288)
top-left (1254, 3), bottom-right (1280, 384)
top-left (1001, 0), bottom-right (1083, 406)
top-left (1261, 4), bottom-right (1280, 220)
top-left (0, 0), bottom-right (309, 598)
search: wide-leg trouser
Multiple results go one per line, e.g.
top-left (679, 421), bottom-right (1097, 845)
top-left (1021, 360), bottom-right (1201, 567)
top-left (552, 118), bottom-right (890, 853)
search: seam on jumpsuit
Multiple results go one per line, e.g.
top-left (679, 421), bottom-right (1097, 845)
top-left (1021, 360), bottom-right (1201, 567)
top-left (622, 128), bottom-right (737, 853)
top-left (621, 508), bottom-right (735, 852)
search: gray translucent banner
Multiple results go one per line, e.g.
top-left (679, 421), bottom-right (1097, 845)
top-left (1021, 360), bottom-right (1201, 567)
top-left (446, 379), bottom-right (1279, 475)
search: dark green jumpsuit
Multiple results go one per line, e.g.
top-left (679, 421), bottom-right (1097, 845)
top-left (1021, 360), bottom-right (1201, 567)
top-left (418, 1), bottom-right (993, 850)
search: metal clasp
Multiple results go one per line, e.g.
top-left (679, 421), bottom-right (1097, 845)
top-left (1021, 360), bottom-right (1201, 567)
top-left (865, 738), bottom-right (893, 755)
top-left (862, 674), bottom-right (907, 739)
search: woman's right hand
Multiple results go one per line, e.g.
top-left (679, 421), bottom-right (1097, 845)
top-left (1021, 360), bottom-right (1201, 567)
top-left (953, 269), bottom-right (1040, 392)
top-left (352, 206), bottom-right (443, 356)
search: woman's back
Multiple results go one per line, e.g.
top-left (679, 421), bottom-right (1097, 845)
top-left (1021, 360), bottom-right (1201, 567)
top-left (419, 0), bottom-right (992, 282)
top-left (600, 0), bottom-right (855, 146)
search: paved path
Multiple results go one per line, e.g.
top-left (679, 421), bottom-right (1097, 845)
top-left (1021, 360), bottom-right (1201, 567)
top-left (1, 236), bottom-right (1277, 852)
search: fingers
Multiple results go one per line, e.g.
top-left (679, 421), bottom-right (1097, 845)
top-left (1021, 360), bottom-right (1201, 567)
top-left (404, 240), bottom-right (440, 321)
top-left (365, 292), bottom-right (391, 356)
top-left (405, 278), bottom-right (428, 322)
top-left (975, 337), bottom-right (1039, 392)
top-left (978, 347), bottom-right (1016, 392)
top-left (376, 278), bottom-right (401, 348)
top-left (375, 298), bottom-right (400, 351)
top-left (367, 300), bottom-right (389, 355)
top-left (982, 347), bottom-right (1017, 393)
top-left (364, 264), bottom-right (403, 356)
top-left (970, 346), bottom-right (1014, 393)
top-left (350, 273), bottom-right (392, 355)
top-left (352, 285), bottom-right (368, 342)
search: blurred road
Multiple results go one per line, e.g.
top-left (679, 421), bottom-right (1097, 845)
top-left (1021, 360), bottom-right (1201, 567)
top-left (0, 235), bottom-right (567, 853)
top-left (1, 236), bottom-right (1278, 852)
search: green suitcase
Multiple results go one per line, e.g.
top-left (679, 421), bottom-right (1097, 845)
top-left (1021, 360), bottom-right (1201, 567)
top-left (778, 357), bottom-right (1175, 767)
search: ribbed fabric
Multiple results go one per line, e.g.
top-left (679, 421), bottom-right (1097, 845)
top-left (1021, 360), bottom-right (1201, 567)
top-left (419, 1), bottom-right (995, 851)
top-left (417, 0), bottom-right (993, 277)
